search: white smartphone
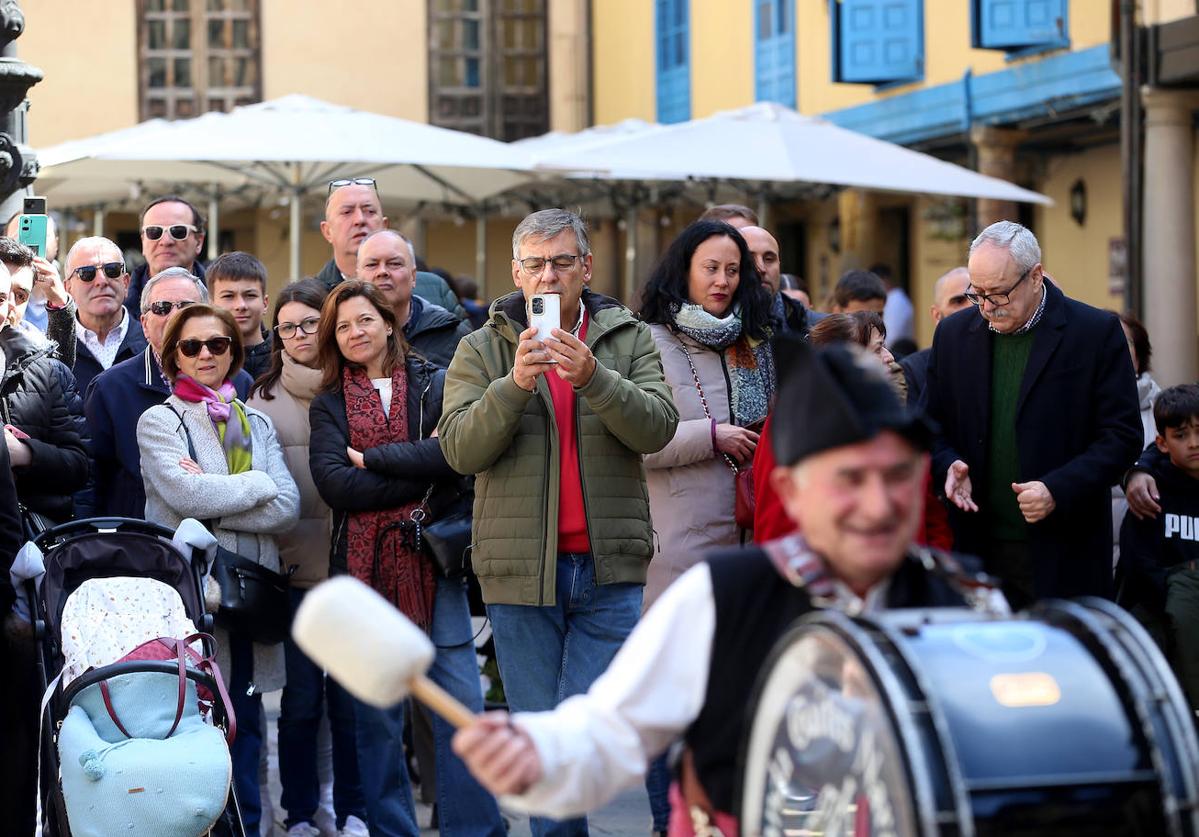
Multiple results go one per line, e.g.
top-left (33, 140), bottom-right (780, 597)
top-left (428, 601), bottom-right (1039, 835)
top-left (529, 293), bottom-right (561, 345)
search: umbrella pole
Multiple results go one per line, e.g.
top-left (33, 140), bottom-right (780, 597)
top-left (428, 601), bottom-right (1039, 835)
top-left (623, 204), bottom-right (638, 305)
top-left (475, 212), bottom-right (487, 289)
top-left (93, 208), bottom-right (105, 237)
top-left (289, 190), bottom-right (301, 281)
top-left (207, 187), bottom-right (219, 261)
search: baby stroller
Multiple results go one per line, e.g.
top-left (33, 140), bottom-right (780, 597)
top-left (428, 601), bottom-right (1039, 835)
top-left (25, 517), bottom-right (246, 837)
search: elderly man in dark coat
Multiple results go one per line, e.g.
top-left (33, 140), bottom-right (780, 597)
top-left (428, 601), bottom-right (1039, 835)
top-left (926, 221), bottom-right (1142, 609)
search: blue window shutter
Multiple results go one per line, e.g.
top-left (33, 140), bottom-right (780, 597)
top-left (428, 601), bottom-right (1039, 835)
top-left (834, 0), bottom-right (923, 85)
top-left (755, 0), bottom-right (796, 107)
top-left (656, 0), bottom-right (691, 123)
top-left (974, 0), bottom-right (1068, 49)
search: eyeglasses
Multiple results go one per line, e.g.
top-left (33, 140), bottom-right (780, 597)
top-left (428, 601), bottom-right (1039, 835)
top-left (328, 177), bottom-right (377, 195)
top-left (517, 254), bottom-right (581, 275)
top-left (276, 317), bottom-right (321, 340)
top-left (142, 224), bottom-right (200, 241)
top-left (147, 299), bottom-right (196, 317)
top-left (177, 336), bottom-right (232, 358)
top-left (964, 267), bottom-right (1032, 307)
top-left (69, 262), bottom-right (125, 283)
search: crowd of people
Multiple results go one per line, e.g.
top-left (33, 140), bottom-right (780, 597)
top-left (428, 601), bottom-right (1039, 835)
top-left (0, 181), bottom-right (1183, 837)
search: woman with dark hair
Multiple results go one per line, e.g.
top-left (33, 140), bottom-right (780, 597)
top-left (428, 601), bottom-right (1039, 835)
top-left (248, 279), bottom-right (367, 836)
top-left (137, 303), bottom-right (300, 837)
top-left (308, 280), bottom-right (503, 837)
top-left (809, 310), bottom-right (904, 401)
top-left (1112, 312), bottom-right (1161, 566)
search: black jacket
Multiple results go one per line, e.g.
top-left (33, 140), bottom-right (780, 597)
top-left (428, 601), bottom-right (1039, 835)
top-left (926, 281), bottom-right (1143, 600)
top-left (404, 296), bottom-right (472, 369)
top-left (242, 330), bottom-right (273, 382)
top-left (1117, 459), bottom-right (1199, 610)
top-left (0, 328), bottom-right (90, 520)
top-left (773, 292), bottom-right (824, 338)
top-left (900, 347), bottom-right (931, 407)
top-left (0, 440), bottom-right (23, 612)
top-left (123, 260), bottom-right (206, 320)
top-left (72, 314), bottom-right (149, 397)
top-left (309, 356), bottom-right (457, 574)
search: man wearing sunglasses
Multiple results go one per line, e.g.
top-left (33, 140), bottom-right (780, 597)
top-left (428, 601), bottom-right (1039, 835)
top-left (925, 221), bottom-right (1142, 610)
top-left (83, 267), bottom-right (252, 519)
top-left (899, 266), bottom-right (972, 406)
top-left (62, 237), bottom-right (147, 395)
top-left (122, 195), bottom-right (206, 319)
top-left (316, 177), bottom-right (468, 320)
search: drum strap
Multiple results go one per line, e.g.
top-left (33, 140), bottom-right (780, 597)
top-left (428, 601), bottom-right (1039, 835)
top-left (760, 534), bottom-right (837, 607)
top-left (911, 545), bottom-right (1009, 615)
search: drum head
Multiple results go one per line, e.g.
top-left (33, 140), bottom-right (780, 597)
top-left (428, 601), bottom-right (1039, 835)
top-left (739, 618), bottom-right (918, 837)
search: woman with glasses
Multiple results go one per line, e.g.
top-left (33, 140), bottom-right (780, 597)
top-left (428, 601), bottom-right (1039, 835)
top-left (248, 279), bottom-right (369, 837)
top-left (309, 280), bottom-right (504, 837)
top-left (137, 303), bottom-right (300, 837)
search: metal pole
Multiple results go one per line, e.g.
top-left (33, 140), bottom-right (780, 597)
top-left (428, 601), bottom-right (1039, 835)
top-left (207, 186), bottom-right (219, 261)
top-left (475, 212), bottom-right (487, 288)
top-left (289, 163), bottom-right (302, 280)
top-left (93, 208), bottom-right (105, 237)
top-left (624, 205), bottom-right (639, 304)
top-left (1120, 0), bottom-right (1143, 316)
top-left (757, 193), bottom-right (770, 230)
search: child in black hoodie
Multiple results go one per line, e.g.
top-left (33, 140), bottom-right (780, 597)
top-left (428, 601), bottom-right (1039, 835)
top-left (1118, 383), bottom-right (1199, 713)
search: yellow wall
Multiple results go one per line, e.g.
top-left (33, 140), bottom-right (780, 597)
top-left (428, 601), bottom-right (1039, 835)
top-left (690, 0), bottom-right (753, 118)
top-left (1144, 0), bottom-right (1199, 25)
top-left (591, 0), bottom-right (655, 124)
top-left (550, 0), bottom-right (590, 132)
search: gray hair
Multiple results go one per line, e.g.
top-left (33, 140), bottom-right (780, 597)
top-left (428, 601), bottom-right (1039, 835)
top-left (139, 266), bottom-right (209, 314)
top-left (969, 221), bottom-right (1041, 275)
top-left (64, 236), bottom-right (122, 272)
top-left (512, 209), bottom-right (590, 260)
top-left (359, 229), bottom-right (416, 268)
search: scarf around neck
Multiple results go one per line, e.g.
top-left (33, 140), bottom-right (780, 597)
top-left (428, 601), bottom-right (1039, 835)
top-left (342, 362), bottom-right (437, 629)
top-left (173, 375), bottom-right (253, 475)
top-left (672, 302), bottom-right (776, 427)
top-left (280, 351), bottom-right (323, 404)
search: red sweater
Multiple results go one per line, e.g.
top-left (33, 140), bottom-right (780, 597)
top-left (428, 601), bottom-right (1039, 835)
top-left (545, 313), bottom-right (591, 554)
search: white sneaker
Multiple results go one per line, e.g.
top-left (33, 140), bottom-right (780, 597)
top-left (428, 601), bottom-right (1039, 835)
top-left (338, 815), bottom-right (370, 836)
top-left (286, 823), bottom-right (321, 837)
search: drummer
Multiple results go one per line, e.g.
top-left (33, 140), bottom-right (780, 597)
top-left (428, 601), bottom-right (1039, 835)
top-left (452, 337), bottom-right (1005, 836)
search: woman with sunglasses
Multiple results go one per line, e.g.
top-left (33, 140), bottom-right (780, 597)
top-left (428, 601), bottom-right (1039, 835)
top-left (137, 303), bottom-right (300, 837)
top-left (248, 279), bottom-right (369, 837)
top-left (309, 280), bottom-right (504, 837)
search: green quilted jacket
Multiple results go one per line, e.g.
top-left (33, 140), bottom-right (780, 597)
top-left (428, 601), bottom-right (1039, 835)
top-left (438, 290), bottom-right (678, 606)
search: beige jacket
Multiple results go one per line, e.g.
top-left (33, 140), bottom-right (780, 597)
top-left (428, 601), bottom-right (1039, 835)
top-left (642, 325), bottom-right (740, 610)
top-left (248, 354), bottom-right (331, 589)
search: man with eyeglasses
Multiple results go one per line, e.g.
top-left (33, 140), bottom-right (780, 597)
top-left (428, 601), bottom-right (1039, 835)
top-left (62, 237), bottom-right (147, 395)
top-left (899, 266), bottom-right (972, 406)
top-left (925, 220), bottom-right (1142, 610)
top-left (122, 195), bottom-right (207, 319)
top-left (317, 177), bottom-right (468, 320)
top-left (83, 267), bottom-right (252, 518)
top-left (439, 208), bottom-right (678, 837)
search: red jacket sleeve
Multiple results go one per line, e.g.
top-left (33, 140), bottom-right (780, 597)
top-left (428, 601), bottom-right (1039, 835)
top-left (753, 415), bottom-right (799, 543)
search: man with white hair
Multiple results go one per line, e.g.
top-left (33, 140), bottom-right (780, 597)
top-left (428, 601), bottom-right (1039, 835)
top-left (926, 220), bottom-right (1142, 608)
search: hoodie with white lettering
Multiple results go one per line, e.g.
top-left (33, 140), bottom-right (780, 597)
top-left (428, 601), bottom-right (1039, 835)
top-left (1118, 460), bottom-right (1199, 607)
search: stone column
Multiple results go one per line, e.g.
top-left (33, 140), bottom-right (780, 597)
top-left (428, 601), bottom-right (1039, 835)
top-left (1141, 87), bottom-right (1199, 387)
top-left (970, 126), bottom-right (1027, 229)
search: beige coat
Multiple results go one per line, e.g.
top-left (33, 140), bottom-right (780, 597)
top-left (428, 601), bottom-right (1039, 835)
top-left (642, 325), bottom-right (739, 610)
top-left (248, 354), bottom-right (331, 589)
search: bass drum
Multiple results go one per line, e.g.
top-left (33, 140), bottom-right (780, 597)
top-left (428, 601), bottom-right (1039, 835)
top-left (738, 598), bottom-right (1199, 837)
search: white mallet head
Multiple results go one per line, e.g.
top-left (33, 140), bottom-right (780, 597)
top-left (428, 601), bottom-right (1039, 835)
top-left (292, 576), bottom-right (435, 708)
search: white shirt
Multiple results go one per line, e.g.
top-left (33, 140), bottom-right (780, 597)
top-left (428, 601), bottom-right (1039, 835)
top-left (883, 286), bottom-right (914, 346)
top-left (371, 377), bottom-right (393, 415)
top-left (79, 308), bottom-right (129, 371)
top-left (506, 562), bottom-right (892, 819)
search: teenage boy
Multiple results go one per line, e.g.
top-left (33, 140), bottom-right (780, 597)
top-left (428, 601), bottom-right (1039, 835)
top-left (1118, 383), bottom-right (1199, 714)
top-left (207, 251), bottom-right (271, 380)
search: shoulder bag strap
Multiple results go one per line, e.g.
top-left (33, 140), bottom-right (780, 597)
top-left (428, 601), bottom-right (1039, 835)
top-left (181, 631), bottom-right (238, 745)
top-left (678, 341), bottom-right (739, 477)
top-left (98, 636), bottom-right (188, 739)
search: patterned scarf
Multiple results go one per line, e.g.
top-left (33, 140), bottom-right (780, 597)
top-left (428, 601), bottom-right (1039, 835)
top-left (172, 375), bottom-right (253, 475)
top-left (672, 302), bottom-right (776, 426)
top-left (342, 363), bottom-right (437, 629)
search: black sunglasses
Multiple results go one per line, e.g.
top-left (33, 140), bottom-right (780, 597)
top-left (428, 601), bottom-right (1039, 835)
top-left (142, 224), bottom-right (200, 241)
top-left (70, 262), bottom-right (125, 283)
top-left (327, 177), bottom-right (377, 195)
top-left (147, 299), bottom-right (196, 317)
top-left (177, 336), bottom-right (232, 358)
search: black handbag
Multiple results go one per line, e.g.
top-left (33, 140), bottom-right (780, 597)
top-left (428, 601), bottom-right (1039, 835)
top-left (167, 406), bottom-right (293, 644)
top-left (413, 486), bottom-right (473, 578)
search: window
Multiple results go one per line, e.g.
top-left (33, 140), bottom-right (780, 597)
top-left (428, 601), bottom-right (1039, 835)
top-left (428, 0), bottom-right (549, 141)
top-left (755, 0), bottom-right (796, 107)
top-left (830, 0), bottom-right (923, 86)
top-left (971, 0), bottom-right (1068, 52)
top-left (139, 0), bottom-right (261, 120)
top-left (656, 0), bottom-right (690, 124)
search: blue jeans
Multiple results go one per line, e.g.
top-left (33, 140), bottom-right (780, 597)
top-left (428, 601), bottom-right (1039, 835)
top-left (229, 634), bottom-right (264, 837)
top-left (487, 552), bottom-right (643, 837)
top-left (279, 588), bottom-right (365, 829)
top-left (353, 574), bottom-right (505, 837)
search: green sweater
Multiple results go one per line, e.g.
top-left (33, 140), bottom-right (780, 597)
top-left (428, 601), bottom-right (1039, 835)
top-left (987, 330), bottom-right (1036, 540)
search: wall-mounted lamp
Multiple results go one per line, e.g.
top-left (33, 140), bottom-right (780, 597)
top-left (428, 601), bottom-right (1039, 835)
top-left (1069, 179), bottom-right (1086, 227)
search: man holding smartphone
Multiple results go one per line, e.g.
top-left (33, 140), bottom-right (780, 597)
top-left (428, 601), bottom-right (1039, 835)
top-left (438, 208), bottom-right (678, 837)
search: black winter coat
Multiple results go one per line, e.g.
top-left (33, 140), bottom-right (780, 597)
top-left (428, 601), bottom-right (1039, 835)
top-left (0, 328), bottom-right (90, 520)
top-left (926, 280), bottom-right (1143, 600)
top-left (404, 295), bottom-right (472, 369)
top-left (309, 355), bottom-right (457, 575)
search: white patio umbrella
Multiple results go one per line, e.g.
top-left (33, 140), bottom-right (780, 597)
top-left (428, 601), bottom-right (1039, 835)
top-left (532, 102), bottom-right (1051, 206)
top-left (37, 95), bottom-right (536, 277)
